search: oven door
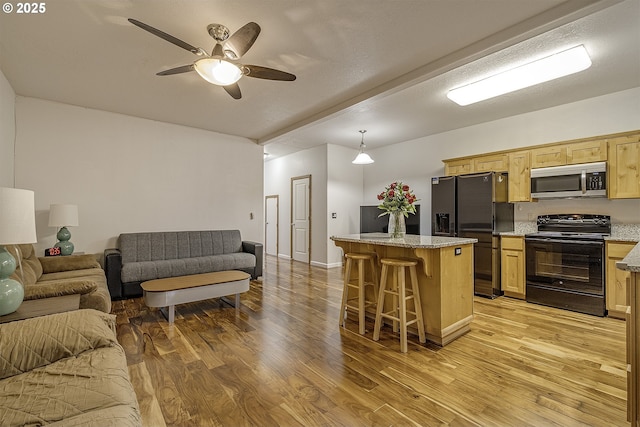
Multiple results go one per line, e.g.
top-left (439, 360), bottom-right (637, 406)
top-left (525, 237), bottom-right (605, 315)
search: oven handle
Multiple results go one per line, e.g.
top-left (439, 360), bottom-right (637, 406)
top-left (525, 237), bottom-right (603, 246)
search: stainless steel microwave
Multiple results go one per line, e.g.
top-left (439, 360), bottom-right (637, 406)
top-left (530, 161), bottom-right (607, 199)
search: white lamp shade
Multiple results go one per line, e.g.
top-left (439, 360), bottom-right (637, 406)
top-left (352, 152), bottom-right (374, 164)
top-left (0, 187), bottom-right (37, 245)
top-left (48, 204), bottom-right (79, 227)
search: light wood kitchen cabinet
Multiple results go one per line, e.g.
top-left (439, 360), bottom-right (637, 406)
top-left (507, 151), bottom-right (531, 202)
top-left (501, 236), bottom-right (525, 299)
top-left (445, 158), bottom-right (473, 176)
top-left (608, 134), bottom-right (640, 199)
top-left (441, 130), bottom-right (639, 200)
top-left (473, 153), bottom-right (508, 173)
top-left (530, 145), bottom-right (567, 168)
top-left (606, 241), bottom-right (637, 319)
top-left (566, 140), bottom-right (607, 164)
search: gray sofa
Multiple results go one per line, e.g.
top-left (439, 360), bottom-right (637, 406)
top-left (105, 230), bottom-right (262, 299)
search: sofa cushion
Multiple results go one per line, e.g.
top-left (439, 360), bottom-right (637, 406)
top-left (119, 230), bottom-right (243, 263)
top-left (0, 309), bottom-right (117, 380)
top-left (0, 345), bottom-right (141, 427)
top-left (121, 252), bottom-right (255, 283)
top-left (39, 254), bottom-right (101, 274)
top-left (7, 244), bottom-right (42, 286)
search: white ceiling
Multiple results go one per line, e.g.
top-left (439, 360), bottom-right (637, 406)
top-left (1, 0), bottom-right (638, 160)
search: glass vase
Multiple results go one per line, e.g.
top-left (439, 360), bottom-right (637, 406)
top-left (388, 211), bottom-right (406, 238)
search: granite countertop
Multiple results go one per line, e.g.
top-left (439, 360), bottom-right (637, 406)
top-left (500, 222), bottom-right (538, 236)
top-left (617, 241), bottom-right (640, 272)
top-left (607, 224), bottom-right (640, 242)
top-left (330, 233), bottom-right (478, 249)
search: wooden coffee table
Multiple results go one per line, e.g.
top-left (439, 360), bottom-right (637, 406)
top-left (141, 271), bottom-right (250, 323)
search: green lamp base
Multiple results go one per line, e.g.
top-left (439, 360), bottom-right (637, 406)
top-left (55, 226), bottom-right (75, 256)
top-left (0, 245), bottom-right (24, 316)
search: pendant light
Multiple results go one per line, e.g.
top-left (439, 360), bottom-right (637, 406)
top-left (352, 130), bottom-right (374, 164)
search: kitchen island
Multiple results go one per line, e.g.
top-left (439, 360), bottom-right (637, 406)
top-left (617, 242), bottom-right (640, 425)
top-left (331, 233), bottom-right (477, 346)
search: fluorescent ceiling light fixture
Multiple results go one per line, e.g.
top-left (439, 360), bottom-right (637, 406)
top-left (447, 45), bottom-right (592, 106)
top-left (194, 58), bottom-right (243, 86)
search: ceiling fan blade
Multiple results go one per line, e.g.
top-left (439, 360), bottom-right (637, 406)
top-left (156, 64), bottom-right (195, 76)
top-left (242, 65), bottom-right (296, 81)
top-left (224, 22), bottom-right (261, 59)
top-left (223, 83), bottom-right (242, 99)
top-left (128, 18), bottom-right (201, 55)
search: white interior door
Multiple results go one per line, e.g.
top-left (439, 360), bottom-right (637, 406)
top-left (265, 195), bottom-right (278, 256)
top-left (291, 176), bottom-right (310, 263)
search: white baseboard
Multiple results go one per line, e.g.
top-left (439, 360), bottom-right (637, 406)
top-left (273, 254), bottom-right (341, 269)
top-left (311, 260), bottom-right (342, 269)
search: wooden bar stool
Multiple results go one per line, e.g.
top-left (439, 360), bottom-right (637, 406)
top-left (339, 252), bottom-right (379, 334)
top-left (373, 258), bottom-right (426, 353)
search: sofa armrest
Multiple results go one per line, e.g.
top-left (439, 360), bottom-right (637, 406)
top-left (24, 280), bottom-right (98, 301)
top-left (38, 254), bottom-right (100, 274)
top-left (104, 248), bottom-right (123, 299)
top-left (0, 309), bottom-right (117, 380)
top-left (242, 241), bottom-right (263, 278)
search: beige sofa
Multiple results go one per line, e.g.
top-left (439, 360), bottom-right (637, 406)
top-left (7, 244), bottom-right (111, 313)
top-left (0, 309), bottom-right (141, 426)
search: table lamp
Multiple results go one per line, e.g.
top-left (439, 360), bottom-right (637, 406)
top-left (0, 187), bottom-right (37, 316)
top-left (48, 204), bottom-right (79, 256)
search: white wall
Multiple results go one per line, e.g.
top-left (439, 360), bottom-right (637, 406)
top-left (0, 70), bottom-right (15, 187)
top-left (263, 144), bottom-right (364, 268)
top-left (363, 88), bottom-right (640, 232)
top-left (263, 144), bottom-right (331, 265)
top-left (14, 97), bottom-right (264, 256)
top-left (327, 144), bottom-right (364, 267)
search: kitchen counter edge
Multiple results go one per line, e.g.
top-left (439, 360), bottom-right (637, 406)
top-left (617, 241), bottom-right (640, 273)
top-left (330, 234), bottom-right (478, 249)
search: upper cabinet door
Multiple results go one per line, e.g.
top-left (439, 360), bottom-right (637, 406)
top-left (608, 134), bottom-right (640, 199)
top-left (508, 151), bottom-right (531, 202)
top-left (566, 140), bottom-right (607, 165)
top-left (444, 158), bottom-right (473, 176)
top-left (473, 154), bottom-right (508, 173)
top-left (530, 146), bottom-right (567, 168)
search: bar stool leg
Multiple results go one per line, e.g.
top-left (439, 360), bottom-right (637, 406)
top-left (369, 255), bottom-right (379, 303)
top-left (357, 258), bottom-right (366, 334)
top-left (392, 268), bottom-right (399, 333)
top-left (409, 264), bottom-right (426, 344)
top-left (339, 256), bottom-right (353, 327)
top-left (373, 263), bottom-right (388, 342)
top-left (398, 266), bottom-right (408, 353)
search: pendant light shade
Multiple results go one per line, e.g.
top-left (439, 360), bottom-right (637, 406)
top-left (352, 130), bottom-right (374, 164)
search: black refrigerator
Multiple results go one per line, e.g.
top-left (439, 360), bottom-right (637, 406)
top-left (431, 172), bottom-right (514, 298)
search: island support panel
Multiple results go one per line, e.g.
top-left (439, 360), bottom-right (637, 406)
top-left (334, 241), bottom-right (474, 346)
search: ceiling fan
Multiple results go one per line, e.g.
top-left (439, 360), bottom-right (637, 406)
top-left (128, 18), bottom-right (296, 99)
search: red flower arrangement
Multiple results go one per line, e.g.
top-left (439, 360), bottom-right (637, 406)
top-left (377, 181), bottom-right (419, 217)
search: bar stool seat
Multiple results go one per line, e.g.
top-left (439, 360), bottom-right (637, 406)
top-left (340, 252), bottom-right (379, 334)
top-left (373, 257), bottom-right (426, 353)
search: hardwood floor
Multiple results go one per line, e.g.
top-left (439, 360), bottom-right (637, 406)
top-left (113, 255), bottom-right (627, 426)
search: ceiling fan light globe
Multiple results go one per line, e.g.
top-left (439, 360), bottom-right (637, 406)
top-left (194, 58), bottom-right (242, 86)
